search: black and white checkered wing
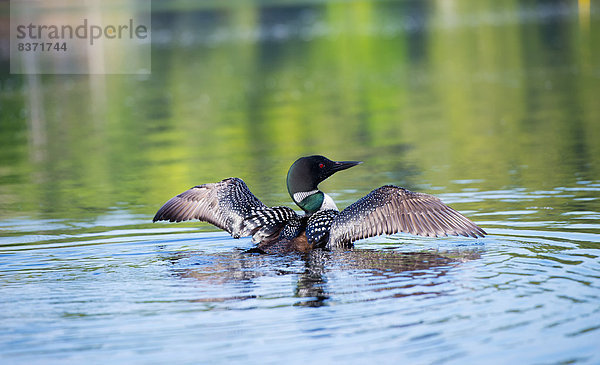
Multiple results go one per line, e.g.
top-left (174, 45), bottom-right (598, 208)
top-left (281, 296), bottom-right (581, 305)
top-left (244, 206), bottom-right (301, 243)
top-left (153, 178), bottom-right (268, 238)
top-left (328, 185), bottom-right (486, 248)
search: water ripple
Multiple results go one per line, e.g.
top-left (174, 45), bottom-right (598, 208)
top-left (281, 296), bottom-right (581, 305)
top-left (1, 191), bottom-right (599, 364)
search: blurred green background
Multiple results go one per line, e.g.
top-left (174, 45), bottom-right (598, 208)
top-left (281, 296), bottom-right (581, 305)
top-left (0, 0), bottom-right (598, 222)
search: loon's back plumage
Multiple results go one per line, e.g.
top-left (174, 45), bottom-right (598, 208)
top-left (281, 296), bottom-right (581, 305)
top-left (153, 156), bottom-right (486, 252)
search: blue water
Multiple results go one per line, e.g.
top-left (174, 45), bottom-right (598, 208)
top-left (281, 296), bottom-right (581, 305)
top-left (1, 1), bottom-right (600, 363)
top-left (2, 186), bottom-right (599, 364)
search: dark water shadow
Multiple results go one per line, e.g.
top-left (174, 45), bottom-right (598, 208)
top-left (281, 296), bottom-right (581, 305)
top-left (162, 248), bottom-right (481, 307)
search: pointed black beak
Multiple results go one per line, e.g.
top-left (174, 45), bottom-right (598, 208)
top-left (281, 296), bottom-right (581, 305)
top-left (331, 160), bottom-right (362, 173)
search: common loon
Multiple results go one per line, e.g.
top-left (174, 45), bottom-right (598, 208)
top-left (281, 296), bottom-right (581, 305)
top-left (153, 155), bottom-right (486, 253)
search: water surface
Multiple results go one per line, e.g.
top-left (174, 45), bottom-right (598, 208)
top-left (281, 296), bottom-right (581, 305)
top-left (1, 1), bottom-right (599, 364)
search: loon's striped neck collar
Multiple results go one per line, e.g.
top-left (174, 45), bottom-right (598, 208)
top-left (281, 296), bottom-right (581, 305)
top-left (295, 190), bottom-right (324, 213)
top-left (292, 190), bottom-right (338, 213)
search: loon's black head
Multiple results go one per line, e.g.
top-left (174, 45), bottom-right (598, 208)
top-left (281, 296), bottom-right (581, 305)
top-left (287, 155), bottom-right (362, 212)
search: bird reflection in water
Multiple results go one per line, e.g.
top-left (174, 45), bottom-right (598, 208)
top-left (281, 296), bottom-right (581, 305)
top-left (164, 248), bottom-right (481, 307)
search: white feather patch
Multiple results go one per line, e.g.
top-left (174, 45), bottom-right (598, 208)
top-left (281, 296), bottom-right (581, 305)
top-left (320, 193), bottom-right (339, 211)
top-left (293, 190), bottom-right (319, 203)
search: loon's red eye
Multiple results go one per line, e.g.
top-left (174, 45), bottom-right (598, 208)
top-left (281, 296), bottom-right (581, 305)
top-left (319, 163), bottom-right (324, 168)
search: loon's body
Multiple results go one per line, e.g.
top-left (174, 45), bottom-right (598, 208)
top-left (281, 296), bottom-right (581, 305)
top-left (153, 155), bottom-right (486, 253)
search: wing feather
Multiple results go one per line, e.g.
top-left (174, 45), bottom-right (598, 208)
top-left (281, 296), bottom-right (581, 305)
top-left (153, 178), bottom-right (267, 237)
top-left (328, 185), bottom-right (486, 248)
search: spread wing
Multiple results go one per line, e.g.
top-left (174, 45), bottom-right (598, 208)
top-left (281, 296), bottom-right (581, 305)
top-left (153, 178), bottom-right (268, 238)
top-left (328, 185), bottom-right (486, 248)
